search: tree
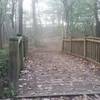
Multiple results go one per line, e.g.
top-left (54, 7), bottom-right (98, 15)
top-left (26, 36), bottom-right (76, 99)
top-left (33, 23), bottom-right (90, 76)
top-left (18, 0), bottom-right (23, 34)
top-left (95, 0), bottom-right (100, 37)
top-left (62, 0), bottom-right (96, 37)
top-left (62, 0), bottom-right (76, 36)
top-left (32, 0), bottom-right (39, 46)
top-left (11, 0), bottom-right (17, 30)
top-left (0, 0), bottom-right (8, 48)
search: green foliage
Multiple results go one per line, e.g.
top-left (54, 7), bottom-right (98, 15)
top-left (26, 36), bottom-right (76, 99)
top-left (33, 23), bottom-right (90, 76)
top-left (0, 0), bottom-right (8, 24)
top-left (1, 87), bottom-right (15, 97)
top-left (0, 49), bottom-right (16, 98)
top-left (0, 49), bottom-right (9, 97)
top-left (63, 0), bottom-right (96, 37)
top-left (0, 49), bottom-right (8, 78)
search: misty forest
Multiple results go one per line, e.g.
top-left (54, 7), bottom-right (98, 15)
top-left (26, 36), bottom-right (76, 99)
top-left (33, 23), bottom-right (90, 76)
top-left (1, 0), bottom-right (100, 99)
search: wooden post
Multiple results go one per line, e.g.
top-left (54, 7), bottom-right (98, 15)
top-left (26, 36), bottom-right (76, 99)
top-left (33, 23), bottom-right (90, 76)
top-left (23, 36), bottom-right (28, 59)
top-left (98, 43), bottom-right (100, 63)
top-left (9, 36), bottom-right (28, 91)
top-left (62, 39), bottom-right (64, 52)
top-left (9, 38), bottom-right (19, 89)
top-left (19, 40), bottom-right (24, 70)
top-left (84, 37), bottom-right (86, 58)
top-left (70, 36), bottom-right (72, 53)
top-left (96, 43), bottom-right (98, 61)
top-left (90, 41), bottom-right (92, 59)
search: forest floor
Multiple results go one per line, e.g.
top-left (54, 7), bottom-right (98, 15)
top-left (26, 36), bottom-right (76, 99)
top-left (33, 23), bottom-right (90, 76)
top-left (17, 48), bottom-right (100, 99)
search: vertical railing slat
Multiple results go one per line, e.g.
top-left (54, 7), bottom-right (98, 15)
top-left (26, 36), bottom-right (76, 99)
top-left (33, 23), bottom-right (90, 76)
top-left (84, 38), bottom-right (86, 57)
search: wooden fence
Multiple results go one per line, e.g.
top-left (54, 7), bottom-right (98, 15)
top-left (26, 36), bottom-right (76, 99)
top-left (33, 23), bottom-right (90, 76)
top-left (62, 37), bottom-right (100, 65)
top-left (9, 35), bottom-right (28, 89)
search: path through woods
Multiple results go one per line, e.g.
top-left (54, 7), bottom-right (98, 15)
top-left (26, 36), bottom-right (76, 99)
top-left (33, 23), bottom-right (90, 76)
top-left (17, 49), bottom-right (100, 97)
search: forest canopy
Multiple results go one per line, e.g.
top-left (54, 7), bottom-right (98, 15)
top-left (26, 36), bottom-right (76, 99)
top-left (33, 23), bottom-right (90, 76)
top-left (0, 0), bottom-right (100, 48)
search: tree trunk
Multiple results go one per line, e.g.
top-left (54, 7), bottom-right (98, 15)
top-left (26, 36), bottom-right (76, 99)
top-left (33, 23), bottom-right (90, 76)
top-left (11, 0), bottom-right (15, 29)
top-left (96, 22), bottom-right (100, 37)
top-left (62, 0), bottom-right (72, 36)
top-left (32, 0), bottom-right (38, 33)
top-left (32, 0), bottom-right (39, 46)
top-left (95, 0), bottom-right (100, 37)
top-left (0, 24), bottom-right (2, 48)
top-left (18, 0), bottom-right (23, 34)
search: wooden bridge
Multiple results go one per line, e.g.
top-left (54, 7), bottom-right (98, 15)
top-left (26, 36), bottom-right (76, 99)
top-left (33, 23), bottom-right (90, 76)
top-left (8, 36), bottom-right (100, 100)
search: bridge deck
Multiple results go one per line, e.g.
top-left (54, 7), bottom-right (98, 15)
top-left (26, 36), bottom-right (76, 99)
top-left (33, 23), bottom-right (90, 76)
top-left (17, 48), bottom-right (100, 98)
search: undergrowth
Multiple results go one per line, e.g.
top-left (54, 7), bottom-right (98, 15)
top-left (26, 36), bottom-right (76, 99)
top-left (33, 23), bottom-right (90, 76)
top-left (0, 49), bottom-right (15, 98)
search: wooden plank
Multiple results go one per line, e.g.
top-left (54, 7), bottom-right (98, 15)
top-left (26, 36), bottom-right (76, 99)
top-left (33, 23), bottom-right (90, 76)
top-left (87, 37), bottom-right (100, 40)
top-left (72, 38), bottom-right (84, 41)
top-left (86, 39), bottom-right (100, 43)
top-left (16, 92), bottom-right (100, 99)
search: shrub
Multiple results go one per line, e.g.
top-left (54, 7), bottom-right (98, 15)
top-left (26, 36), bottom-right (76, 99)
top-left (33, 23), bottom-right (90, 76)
top-left (0, 49), bottom-right (14, 97)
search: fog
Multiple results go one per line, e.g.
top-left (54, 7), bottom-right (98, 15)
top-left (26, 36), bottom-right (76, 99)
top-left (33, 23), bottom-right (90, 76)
top-left (0, 0), bottom-right (98, 49)
top-left (23, 0), bottom-right (65, 51)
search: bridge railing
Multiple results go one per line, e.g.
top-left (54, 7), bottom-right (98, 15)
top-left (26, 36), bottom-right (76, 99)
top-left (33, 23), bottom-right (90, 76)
top-left (9, 35), bottom-right (28, 89)
top-left (62, 37), bottom-right (100, 65)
